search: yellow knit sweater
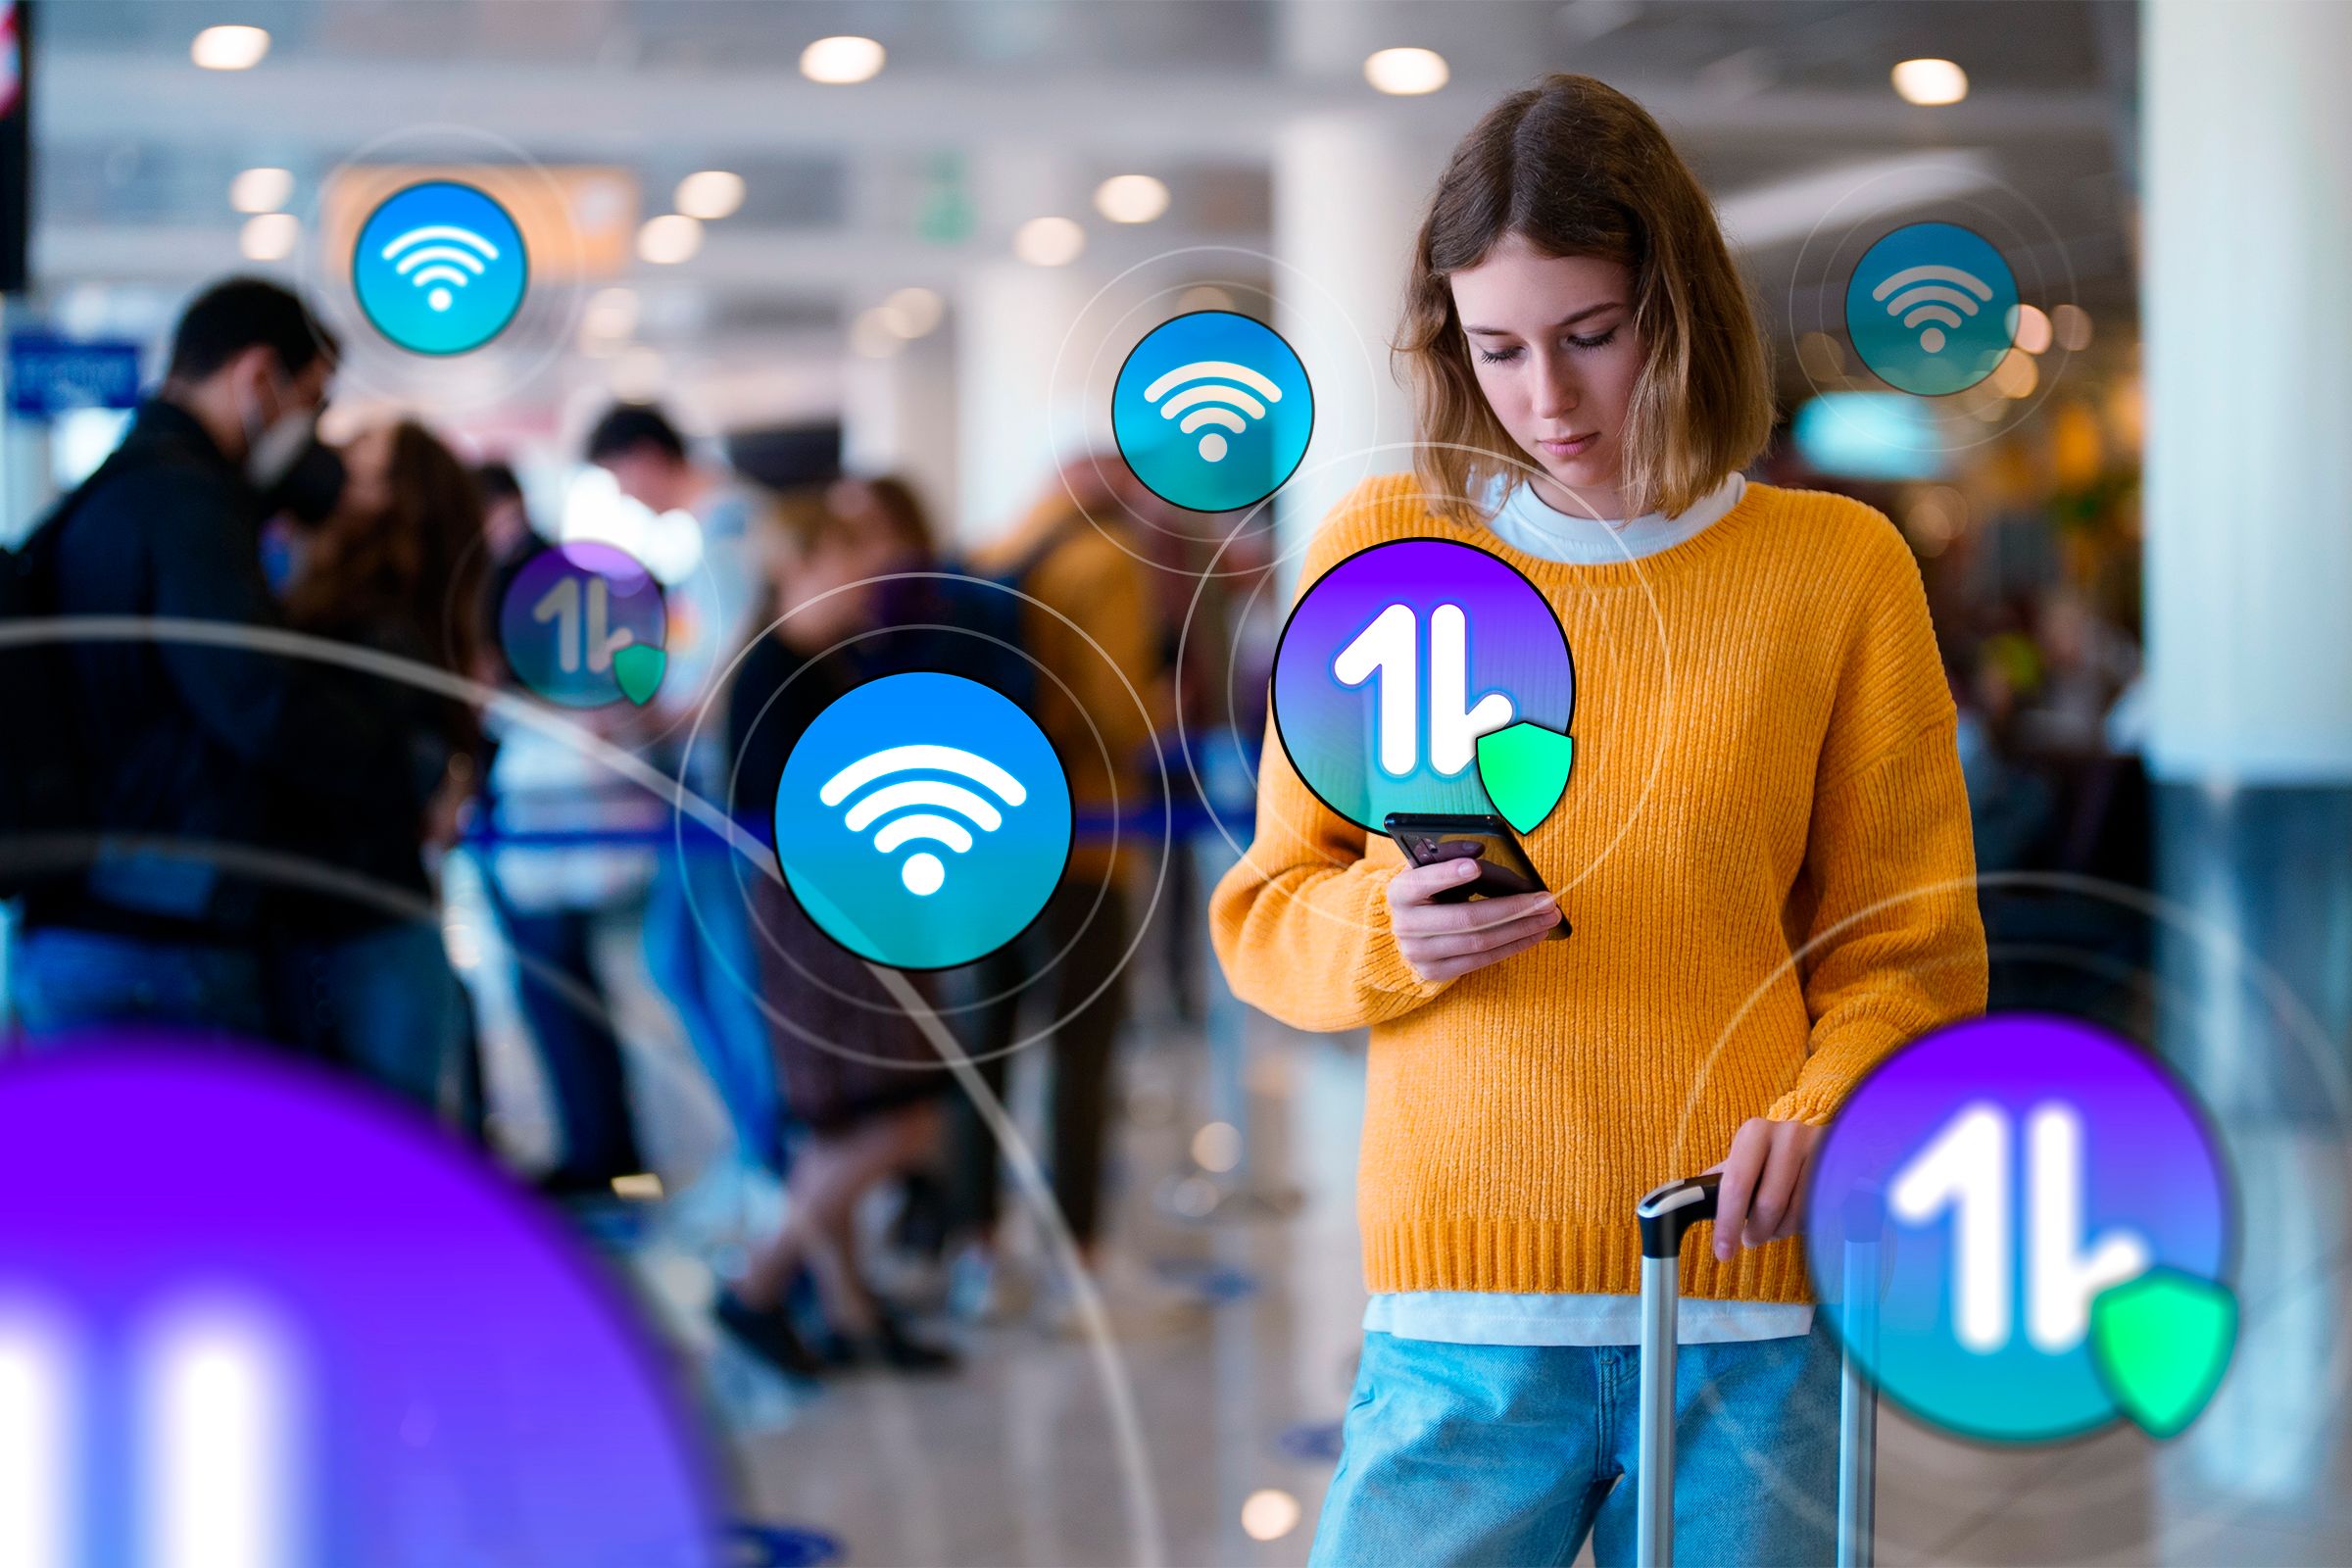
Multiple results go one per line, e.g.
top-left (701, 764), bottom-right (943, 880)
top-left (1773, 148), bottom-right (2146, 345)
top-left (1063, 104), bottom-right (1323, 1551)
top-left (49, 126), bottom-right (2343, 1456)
top-left (1209, 475), bottom-right (1986, 1302)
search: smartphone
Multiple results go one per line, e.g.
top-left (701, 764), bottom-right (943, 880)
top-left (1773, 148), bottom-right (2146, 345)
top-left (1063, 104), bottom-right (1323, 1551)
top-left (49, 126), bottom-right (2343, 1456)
top-left (1382, 812), bottom-right (1570, 939)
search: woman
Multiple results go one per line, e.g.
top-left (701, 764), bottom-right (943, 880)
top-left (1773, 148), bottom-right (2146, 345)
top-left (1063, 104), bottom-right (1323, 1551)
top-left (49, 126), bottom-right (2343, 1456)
top-left (1209, 76), bottom-right (1985, 1566)
top-left (710, 484), bottom-right (958, 1376)
top-left (270, 419), bottom-right (485, 1113)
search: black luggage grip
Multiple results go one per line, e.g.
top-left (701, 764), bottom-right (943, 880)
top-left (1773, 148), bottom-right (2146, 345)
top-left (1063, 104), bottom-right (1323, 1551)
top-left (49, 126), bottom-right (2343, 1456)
top-left (1636, 1172), bottom-right (1722, 1259)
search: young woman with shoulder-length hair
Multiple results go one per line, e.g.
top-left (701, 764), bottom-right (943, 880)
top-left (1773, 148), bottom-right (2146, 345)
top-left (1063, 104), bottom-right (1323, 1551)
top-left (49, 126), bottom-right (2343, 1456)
top-left (1212, 74), bottom-right (1985, 1566)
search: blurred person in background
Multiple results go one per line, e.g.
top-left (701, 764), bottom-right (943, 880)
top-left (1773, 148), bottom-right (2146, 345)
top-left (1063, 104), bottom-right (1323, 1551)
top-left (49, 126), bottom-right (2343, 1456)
top-left (584, 404), bottom-right (782, 1180)
top-left (943, 452), bottom-right (1169, 1327)
top-left (268, 419), bottom-right (485, 1112)
top-left (7, 277), bottom-right (408, 1042)
top-left (711, 489), bottom-right (958, 1376)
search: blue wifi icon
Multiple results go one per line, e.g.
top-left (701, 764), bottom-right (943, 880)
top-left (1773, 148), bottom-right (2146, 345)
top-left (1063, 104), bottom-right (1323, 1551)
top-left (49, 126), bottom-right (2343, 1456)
top-left (777, 672), bottom-right (1073, 969)
top-left (352, 181), bottom-right (529, 356)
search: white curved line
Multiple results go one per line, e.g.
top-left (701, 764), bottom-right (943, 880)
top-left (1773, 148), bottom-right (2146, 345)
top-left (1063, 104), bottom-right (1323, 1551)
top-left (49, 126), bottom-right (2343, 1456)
top-left (1155, 384), bottom-right (1266, 420)
top-left (408, 265), bottom-right (471, 291)
top-left (393, 245), bottom-right (488, 275)
top-left (1142, 359), bottom-right (1283, 403)
top-left (1177, 406), bottom-right (1248, 434)
top-left (818, 743), bottom-right (1026, 807)
top-left (872, 813), bottom-right (976, 854)
top-left (1902, 304), bottom-right (1965, 330)
top-left (1883, 284), bottom-right (1980, 318)
top-left (842, 779), bottom-right (1002, 835)
top-left (1871, 264), bottom-right (1991, 302)
top-left (381, 224), bottom-right (499, 262)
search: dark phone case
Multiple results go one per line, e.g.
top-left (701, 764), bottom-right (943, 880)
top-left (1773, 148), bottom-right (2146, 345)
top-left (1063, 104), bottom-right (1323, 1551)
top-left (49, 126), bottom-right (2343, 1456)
top-left (1382, 812), bottom-right (1571, 938)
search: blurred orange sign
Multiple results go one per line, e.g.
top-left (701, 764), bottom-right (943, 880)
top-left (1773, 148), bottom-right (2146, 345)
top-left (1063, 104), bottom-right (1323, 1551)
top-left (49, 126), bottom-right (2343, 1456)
top-left (322, 165), bottom-right (638, 284)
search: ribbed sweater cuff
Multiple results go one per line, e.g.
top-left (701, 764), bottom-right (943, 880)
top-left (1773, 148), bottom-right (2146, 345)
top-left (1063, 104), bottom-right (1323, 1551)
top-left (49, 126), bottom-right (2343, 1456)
top-left (1362, 1216), bottom-right (1815, 1302)
top-left (1354, 870), bottom-right (1453, 1005)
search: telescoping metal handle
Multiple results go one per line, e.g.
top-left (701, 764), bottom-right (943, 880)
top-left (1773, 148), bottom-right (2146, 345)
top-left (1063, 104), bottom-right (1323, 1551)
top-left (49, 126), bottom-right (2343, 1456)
top-left (1634, 1173), bottom-right (1720, 1568)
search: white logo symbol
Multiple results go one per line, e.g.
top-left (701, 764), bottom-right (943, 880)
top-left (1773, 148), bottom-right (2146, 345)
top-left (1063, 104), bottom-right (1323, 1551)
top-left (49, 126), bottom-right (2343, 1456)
top-left (381, 223), bottom-right (501, 314)
top-left (820, 745), bottom-right (1028, 896)
top-left (1143, 359), bottom-right (1285, 464)
top-left (1889, 1100), bottom-right (2150, 1354)
top-left (531, 570), bottom-right (635, 674)
top-left (1332, 602), bottom-right (1514, 778)
top-left (1871, 265), bottom-right (1994, 355)
top-left (2, 1298), bottom-right (297, 1568)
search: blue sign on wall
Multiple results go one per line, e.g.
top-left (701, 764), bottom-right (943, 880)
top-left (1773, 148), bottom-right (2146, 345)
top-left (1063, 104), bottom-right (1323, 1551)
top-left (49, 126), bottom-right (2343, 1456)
top-left (7, 334), bottom-right (144, 418)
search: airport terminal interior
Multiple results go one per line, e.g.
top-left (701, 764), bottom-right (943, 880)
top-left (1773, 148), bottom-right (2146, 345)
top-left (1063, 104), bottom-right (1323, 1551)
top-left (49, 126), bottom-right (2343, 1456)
top-left (3, 3), bottom-right (2350, 1565)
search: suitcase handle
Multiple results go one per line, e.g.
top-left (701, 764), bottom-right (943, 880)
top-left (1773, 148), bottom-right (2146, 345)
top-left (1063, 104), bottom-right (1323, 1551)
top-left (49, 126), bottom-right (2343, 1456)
top-left (1636, 1171), bottom-right (1721, 1259)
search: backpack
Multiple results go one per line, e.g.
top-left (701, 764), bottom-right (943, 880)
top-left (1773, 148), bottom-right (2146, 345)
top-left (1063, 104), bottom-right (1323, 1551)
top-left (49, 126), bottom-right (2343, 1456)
top-left (0, 458), bottom-right (119, 898)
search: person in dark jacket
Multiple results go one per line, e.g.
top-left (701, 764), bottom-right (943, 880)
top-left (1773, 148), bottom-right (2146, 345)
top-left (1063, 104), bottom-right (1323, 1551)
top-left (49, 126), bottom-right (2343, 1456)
top-left (9, 277), bottom-right (405, 1041)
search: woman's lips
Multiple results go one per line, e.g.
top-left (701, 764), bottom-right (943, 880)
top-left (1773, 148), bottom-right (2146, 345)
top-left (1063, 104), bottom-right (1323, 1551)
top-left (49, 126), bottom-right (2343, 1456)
top-left (1537, 432), bottom-right (1597, 459)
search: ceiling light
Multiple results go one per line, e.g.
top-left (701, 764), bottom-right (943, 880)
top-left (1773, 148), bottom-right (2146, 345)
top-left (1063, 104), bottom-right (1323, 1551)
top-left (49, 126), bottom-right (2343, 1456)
top-left (1095, 173), bottom-right (1170, 225)
top-left (674, 171), bottom-right (745, 221)
top-left (850, 309), bottom-right (906, 360)
top-left (1991, 347), bottom-right (2038, 399)
top-left (1364, 47), bottom-right (1448, 96)
top-left (2053, 303), bottom-right (2093, 352)
top-left (879, 286), bottom-right (943, 338)
top-left (1241, 1490), bottom-right (1302, 1543)
top-left (2010, 303), bottom-right (2053, 355)
top-left (192, 24), bottom-right (270, 71)
top-left (801, 34), bottom-right (885, 85)
top-left (238, 213), bottom-right (298, 263)
top-left (1175, 284), bottom-right (1236, 314)
top-left (1013, 216), bottom-right (1085, 268)
top-left (1891, 58), bottom-right (1968, 107)
top-left (228, 168), bottom-right (293, 215)
top-left (636, 214), bottom-right (703, 266)
top-left (582, 286), bottom-right (640, 340)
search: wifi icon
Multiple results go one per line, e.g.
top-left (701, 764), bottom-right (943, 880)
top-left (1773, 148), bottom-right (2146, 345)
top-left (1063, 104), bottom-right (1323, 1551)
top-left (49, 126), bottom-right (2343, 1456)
top-left (352, 180), bottom-right (529, 356)
top-left (820, 742), bottom-right (1029, 897)
top-left (1113, 309), bottom-right (1314, 514)
top-left (1844, 221), bottom-right (2020, 397)
top-left (778, 672), bottom-right (1073, 970)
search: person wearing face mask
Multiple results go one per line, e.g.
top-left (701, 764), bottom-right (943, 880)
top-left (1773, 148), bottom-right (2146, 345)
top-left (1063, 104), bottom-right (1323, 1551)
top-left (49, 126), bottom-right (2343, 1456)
top-left (7, 277), bottom-right (411, 1042)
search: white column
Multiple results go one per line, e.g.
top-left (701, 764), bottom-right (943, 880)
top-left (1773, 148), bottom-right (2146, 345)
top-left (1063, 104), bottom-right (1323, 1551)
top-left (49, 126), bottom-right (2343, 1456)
top-left (1271, 112), bottom-right (1451, 583)
top-left (2142, 0), bottom-right (2352, 782)
top-left (841, 323), bottom-right (959, 541)
top-left (954, 257), bottom-right (1102, 549)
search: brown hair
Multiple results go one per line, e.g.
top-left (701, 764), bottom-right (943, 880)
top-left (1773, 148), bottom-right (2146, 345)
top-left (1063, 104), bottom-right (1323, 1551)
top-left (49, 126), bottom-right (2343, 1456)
top-left (286, 419), bottom-right (486, 706)
top-left (1396, 74), bottom-right (1773, 521)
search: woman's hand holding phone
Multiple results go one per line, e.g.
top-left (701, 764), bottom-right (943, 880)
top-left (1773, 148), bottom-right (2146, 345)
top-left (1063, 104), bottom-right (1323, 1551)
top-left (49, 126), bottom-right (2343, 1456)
top-left (1386, 858), bottom-right (1564, 983)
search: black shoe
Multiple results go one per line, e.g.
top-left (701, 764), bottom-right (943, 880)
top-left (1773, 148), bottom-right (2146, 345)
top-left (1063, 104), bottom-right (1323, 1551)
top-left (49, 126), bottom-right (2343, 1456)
top-left (713, 1288), bottom-right (823, 1380)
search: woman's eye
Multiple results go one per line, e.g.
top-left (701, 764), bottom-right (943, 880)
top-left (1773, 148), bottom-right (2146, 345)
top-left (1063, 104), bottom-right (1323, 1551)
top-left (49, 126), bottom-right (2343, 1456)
top-left (1474, 345), bottom-right (1521, 365)
top-left (1567, 326), bottom-right (1620, 351)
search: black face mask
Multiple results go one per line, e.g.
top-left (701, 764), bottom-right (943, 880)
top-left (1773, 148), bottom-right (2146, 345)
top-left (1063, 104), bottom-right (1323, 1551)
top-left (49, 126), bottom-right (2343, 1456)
top-left (267, 438), bottom-right (347, 527)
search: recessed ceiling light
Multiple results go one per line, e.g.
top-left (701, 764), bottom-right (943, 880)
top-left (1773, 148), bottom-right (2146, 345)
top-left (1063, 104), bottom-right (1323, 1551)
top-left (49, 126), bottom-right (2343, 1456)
top-left (2052, 303), bottom-right (2093, 352)
top-left (1891, 58), bottom-right (1968, 107)
top-left (801, 35), bottom-right (885, 85)
top-left (1364, 47), bottom-right (1448, 96)
top-left (879, 286), bottom-right (943, 338)
top-left (192, 24), bottom-right (270, 71)
top-left (229, 167), bottom-right (293, 215)
top-left (239, 213), bottom-right (298, 262)
top-left (673, 171), bottom-right (744, 221)
top-left (1240, 1490), bottom-right (1302, 1543)
top-left (1013, 216), bottom-right (1085, 268)
top-left (637, 214), bottom-right (704, 266)
top-left (1095, 174), bottom-right (1170, 225)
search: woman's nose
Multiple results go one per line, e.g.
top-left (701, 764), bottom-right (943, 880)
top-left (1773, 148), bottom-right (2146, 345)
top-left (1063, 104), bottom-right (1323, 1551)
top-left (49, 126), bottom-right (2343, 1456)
top-left (1531, 354), bottom-right (1580, 420)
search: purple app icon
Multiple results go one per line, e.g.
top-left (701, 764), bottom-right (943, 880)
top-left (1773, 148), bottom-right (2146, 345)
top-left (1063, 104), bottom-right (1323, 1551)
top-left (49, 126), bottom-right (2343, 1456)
top-left (0, 1040), bottom-right (722, 1566)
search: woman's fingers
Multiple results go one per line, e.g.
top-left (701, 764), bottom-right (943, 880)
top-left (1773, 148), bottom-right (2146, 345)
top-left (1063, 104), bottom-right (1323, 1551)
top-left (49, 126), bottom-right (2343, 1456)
top-left (1412, 926), bottom-right (1555, 982)
top-left (1708, 1118), bottom-right (1772, 1261)
top-left (1397, 905), bottom-right (1561, 962)
top-left (1743, 1122), bottom-right (1812, 1246)
top-left (1387, 857), bottom-right (1486, 907)
top-left (1390, 888), bottom-right (1557, 937)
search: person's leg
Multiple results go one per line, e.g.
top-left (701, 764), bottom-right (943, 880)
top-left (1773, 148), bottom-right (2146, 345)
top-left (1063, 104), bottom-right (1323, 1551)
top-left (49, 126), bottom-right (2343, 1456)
top-left (1045, 884), bottom-right (1128, 1253)
top-left (1587, 1322), bottom-right (1842, 1568)
top-left (504, 907), bottom-right (643, 1184)
top-left (643, 850), bottom-right (780, 1169)
top-left (1309, 1332), bottom-right (1609, 1568)
top-left (11, 929), bottom-right (269, 1043)
top-left (314, 924), bottom-right (466, 1112)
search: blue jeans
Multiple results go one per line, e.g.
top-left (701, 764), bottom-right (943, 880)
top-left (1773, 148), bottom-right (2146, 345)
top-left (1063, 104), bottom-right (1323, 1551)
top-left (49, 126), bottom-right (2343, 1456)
top-left (8, 928), bottom-right (270, 1042)
top-left (271, 924), bottom-right (466, 1110)
top-left (1310, 1325), bottom-right (1841, 1568)
top-left (642, 849), bottom-right (779, 1170)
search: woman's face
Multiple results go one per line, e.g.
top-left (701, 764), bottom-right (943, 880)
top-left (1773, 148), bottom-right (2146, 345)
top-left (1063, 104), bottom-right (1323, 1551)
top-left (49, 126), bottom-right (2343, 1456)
top-left (1448, 235), bottom-right (1643, 518)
